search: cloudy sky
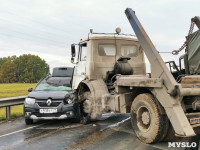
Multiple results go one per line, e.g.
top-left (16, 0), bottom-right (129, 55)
top-left (0, 0), bottom-right (199, 72)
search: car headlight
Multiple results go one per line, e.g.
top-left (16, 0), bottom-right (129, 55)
top-left (65, 98), bottom-right (73, 104)
top-left (25, 97), bottom-right (35, 105)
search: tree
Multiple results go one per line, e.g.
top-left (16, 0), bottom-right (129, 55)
top-left (0, 56), bottom-right (17, 68)
top-left (0, 54), bottom-right (49, 83)
top-left (0, 60), bottom-right (17, 83)
top-left (0, 57), bottom-right (9, 69)
top-left (16, 54), bottom-right (49, 83)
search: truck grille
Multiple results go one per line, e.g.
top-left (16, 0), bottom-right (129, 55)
top-left (36, 100), bottom-right (62, 107)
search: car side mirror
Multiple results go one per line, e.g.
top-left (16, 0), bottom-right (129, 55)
top-left (71, 44), bottom-right (76, 57)
top-left (28, 88), bottom-right (33, 92)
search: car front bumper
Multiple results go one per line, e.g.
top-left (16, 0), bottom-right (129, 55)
top-left (24, 102), bottom-right (79, 120)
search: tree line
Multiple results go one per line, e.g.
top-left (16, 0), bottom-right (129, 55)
top-left (0, 54), bottom-right (49, 83)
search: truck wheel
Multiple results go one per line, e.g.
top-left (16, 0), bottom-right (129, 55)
top-left (130, 93), bottom-right (168, 143)
top-left (25, 118), bottom-right (33, 125)
top-left (162, 123), bottom-right (177, 141)
top-left (80, 92), bottom-right (91, 125)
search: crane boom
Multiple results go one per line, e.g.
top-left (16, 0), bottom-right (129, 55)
top-left (125, 8), bottom-right (178, 95)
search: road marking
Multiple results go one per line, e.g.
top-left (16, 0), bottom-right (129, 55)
top-left (0, 123), bottom-right (46, 138)
top-left (100, 117), bottom-right (131, 131)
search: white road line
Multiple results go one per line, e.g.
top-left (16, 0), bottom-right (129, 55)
top-left (0, 123), bottom-right (46, 138)
top-left (100, 117), bottom-right (131, 131)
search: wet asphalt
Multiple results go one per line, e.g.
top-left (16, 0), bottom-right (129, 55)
top-left (0, 114), bottom-right (183, 150)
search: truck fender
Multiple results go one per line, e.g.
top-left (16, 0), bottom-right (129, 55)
top-left (77, 79), bottom-right (112, 120)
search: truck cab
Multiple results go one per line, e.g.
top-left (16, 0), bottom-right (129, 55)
top-left (72, 35), bottom-right (146, 89)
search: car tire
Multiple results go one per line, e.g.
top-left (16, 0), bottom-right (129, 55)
top-left (71, 104), bottom-right (81, 123)
top-left (130, 93), bottom-right (168, 143)
top-left (71, 116), bottom-right (80, 123)
top-left (80, 115), bottom-right (90, 125)
top-left (25, 118), bottom-right (33, 125)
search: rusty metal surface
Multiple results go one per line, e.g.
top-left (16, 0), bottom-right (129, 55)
top-left (179, 88), bottom-right (200, 96)
top-left (181, 76), bottom-right (200, 88)
top-left (115, 75), bottom-right (162, 87)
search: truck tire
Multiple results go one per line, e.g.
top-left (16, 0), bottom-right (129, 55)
top-left (80, 91), bottom-right (91, 125)
top-left (25, 118), bottom-right (33, 125)
top-left (162, 123), bottom-right (177, 141)
top-left (130, 93), bottom-right (168, 143)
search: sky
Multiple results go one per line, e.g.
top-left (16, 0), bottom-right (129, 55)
top-left (0, 0), bottom-right (199, 73)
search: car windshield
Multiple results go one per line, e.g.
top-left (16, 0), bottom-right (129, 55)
top-left (35, 79), bottom-right (71, 91)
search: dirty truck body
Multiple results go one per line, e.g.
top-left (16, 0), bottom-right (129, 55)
top-left (71, 8), bottom-right (200, 143)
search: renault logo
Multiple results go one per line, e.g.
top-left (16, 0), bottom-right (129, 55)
top-left (46, 99), bottom-right (52, 106)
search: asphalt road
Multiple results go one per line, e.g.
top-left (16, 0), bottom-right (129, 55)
top-left (0, 114), bottom-right (184, 150)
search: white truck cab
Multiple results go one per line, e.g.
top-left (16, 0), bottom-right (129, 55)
top-left (71, 34), bottom-right (146, 90)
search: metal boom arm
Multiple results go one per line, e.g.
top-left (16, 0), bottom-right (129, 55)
top-left (125, 8), bottom-right (178, 95)
top-left (125, 8), bottom-right (196, 137)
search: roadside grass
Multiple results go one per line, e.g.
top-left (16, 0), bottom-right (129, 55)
top-left (0, 83), bottom-right (36, 120)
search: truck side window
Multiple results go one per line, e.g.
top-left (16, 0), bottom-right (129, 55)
top-left (80, 43), bottom-right (87, 61)
top-left (98, 44), bottom-right (116, 56)
top-left (180, 59), bottom-right (185, 70)
top-left (121, 45), bottom-right (137, 57)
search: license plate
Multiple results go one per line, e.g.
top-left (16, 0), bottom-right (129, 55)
top-left (190, 118), bottom-right (200, 125)
top-left (39, 109), bottom-right (57, 114)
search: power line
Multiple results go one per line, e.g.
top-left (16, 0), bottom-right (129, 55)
top-left (0, 30), bottom-right (67, 47)
top-left (0, 17), bottom-right (73, 39)
top-left (0, 9), bottom-right (73, 34)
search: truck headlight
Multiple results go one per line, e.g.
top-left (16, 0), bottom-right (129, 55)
top-left (25, 97), bottom-right (35, 105)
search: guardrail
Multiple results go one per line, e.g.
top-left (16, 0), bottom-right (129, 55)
top-left (0, 96), bottom-right (26, 120)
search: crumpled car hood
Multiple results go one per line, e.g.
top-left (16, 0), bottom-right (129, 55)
top-left (28, 91), bottom-right (68, 99)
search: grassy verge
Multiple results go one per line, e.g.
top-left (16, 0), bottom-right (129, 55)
top-left (0, 83), bottom-right (36, 120)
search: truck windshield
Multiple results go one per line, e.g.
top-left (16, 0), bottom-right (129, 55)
top-left (98, 44), bottom-right (116, 56)
top-left (35, 79), bottom-right (71, 91)
top-left (121, 45), bottom-right (137, 57)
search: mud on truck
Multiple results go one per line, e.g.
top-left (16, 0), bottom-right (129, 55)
top-left (70, 8), bottom-right (200, 143)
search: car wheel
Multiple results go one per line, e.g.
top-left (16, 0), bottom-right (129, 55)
top-left (71, 116), bottom-right (80, 123)
top-left (25, 118), bottom-right (33, 125)
top-left (71, 104), bottom-right (81, 123)
top-left (130, 93), bottom-right (168, 143)
top-left (80, 115), bottom-right (90, 125)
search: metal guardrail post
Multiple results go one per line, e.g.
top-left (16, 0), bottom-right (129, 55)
top-left (0, 96), bottom-right (26, 120)
top-left (6, 106), bottom-right (11, 120)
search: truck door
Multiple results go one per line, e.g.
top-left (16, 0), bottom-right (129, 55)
top-left (72, 43), bottom-right (87, 89)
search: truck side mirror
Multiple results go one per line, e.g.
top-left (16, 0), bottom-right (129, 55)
top-left (71, 57), bottom-right (74, 63)
top-left (71, 44), bottom-right (76, 57)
